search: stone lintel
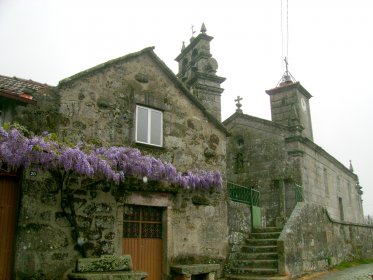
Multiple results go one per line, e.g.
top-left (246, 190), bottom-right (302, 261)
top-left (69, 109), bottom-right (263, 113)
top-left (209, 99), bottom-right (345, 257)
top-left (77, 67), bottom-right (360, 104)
top-left (171, 264), bottom-right (220, 275)
top-left (76, 255), bottom-right (132, 272)
top-left (68, 271), bottom-right (147, 280)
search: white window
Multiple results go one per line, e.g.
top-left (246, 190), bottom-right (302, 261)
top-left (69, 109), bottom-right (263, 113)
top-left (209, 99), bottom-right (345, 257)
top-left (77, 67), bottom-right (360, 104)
top-left (135, 105), bottom-right (163, 147)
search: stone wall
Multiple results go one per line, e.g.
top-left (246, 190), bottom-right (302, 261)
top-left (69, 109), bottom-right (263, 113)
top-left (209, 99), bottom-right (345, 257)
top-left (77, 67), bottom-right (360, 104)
top-left (14, 171), bottom-right (122, 279)
top-left (224, 201), bottom-right (252, 274)
top-left (14, 170), bottom-right (229, 279)
top-left (224, 114), bottom-right (298, 226)
top-left (278, 203), bottom-right (373, 278)
top-left (57, 51), bottom-right (226, 174)
top-left (298, 139), bottom-right (364, 223)
top-left (224, 112), bottom-right (364, 226)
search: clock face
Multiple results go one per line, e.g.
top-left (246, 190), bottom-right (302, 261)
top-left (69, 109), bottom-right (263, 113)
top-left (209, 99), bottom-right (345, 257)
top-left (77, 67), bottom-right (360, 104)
top-left (301, 98), bottom-right (307, 111)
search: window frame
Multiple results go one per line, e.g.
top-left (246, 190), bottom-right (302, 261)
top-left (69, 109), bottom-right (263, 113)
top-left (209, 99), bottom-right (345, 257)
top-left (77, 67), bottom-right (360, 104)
top-left (135, 105), bottom-right (163, 147)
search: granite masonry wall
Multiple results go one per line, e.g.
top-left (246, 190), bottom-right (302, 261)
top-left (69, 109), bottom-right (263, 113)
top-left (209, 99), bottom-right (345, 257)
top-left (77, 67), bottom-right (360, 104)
top-left (224, 112), bottom-right (364, 226)
top-left (297, 139), bottom-right (364, 224)
top-left (224, 114), bottom-right (299, 226)
top-left (57, 51), bottom-right (226, 174)
top-left (278, 203), bottom-right (373, 279)
top-left (14, 170), bottom-right (229, 279)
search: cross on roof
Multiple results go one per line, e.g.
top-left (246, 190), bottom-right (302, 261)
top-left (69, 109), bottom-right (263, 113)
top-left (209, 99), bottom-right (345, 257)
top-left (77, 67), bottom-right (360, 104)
top-left (235, 96), bottom-right (242, 104)
top-left (235, 96), bottom-right (243, 113)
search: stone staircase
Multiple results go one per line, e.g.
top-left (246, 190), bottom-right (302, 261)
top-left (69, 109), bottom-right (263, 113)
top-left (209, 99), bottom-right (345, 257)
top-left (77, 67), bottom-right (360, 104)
top-left (226, 227), bottom-right (288, 280)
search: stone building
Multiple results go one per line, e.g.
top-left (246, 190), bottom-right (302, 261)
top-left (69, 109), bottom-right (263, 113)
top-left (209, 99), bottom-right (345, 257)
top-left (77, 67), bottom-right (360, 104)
top-left (223, 74), bottom-right (371, 278)
top-left (6, 43), bottom-right (230, 279)
top-left (223, 77), bottom-right (364, 226)
top-left (1, 24), bottom-right (372, 280)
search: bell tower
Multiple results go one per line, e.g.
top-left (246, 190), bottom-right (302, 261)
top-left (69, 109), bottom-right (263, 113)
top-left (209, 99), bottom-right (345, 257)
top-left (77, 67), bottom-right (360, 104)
top-left (265, 70), bottom-right (314, 140)
top-left (175, 23), bottom-right (226, 121)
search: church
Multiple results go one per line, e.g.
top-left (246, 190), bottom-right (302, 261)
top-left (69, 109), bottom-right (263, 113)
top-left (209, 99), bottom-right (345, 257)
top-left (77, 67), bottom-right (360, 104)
top-left (0, 23), bottom-right (372, 280)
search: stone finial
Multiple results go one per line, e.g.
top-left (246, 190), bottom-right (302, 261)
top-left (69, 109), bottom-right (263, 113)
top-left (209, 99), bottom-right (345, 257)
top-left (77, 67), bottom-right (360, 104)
top-left (349, 160), bottom-right (354, 172)
top-left (201, 23), bottom-right (207, 34)
top-left (181, 41), bottom-right (185, 51)
top-left (235, 96), bottom-right (243, 113)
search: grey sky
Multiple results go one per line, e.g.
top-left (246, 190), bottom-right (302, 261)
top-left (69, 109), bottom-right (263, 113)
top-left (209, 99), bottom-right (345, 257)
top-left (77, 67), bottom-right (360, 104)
top-left (1, 0), bottom-right (372, 216)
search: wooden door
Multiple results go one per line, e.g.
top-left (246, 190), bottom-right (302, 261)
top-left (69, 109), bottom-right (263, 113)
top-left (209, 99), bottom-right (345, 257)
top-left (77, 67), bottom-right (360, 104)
top-left (122, 205), bottom-right (163, 280)
top-left (0, 174), bottom-right (20, 280)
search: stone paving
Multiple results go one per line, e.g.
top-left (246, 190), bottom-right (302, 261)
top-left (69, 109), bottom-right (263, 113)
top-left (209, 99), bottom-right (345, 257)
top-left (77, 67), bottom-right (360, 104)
top-left (302, 264), bottom-right (373, 280)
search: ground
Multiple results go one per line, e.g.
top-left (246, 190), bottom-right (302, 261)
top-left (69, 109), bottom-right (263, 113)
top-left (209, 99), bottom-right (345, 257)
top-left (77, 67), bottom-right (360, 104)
top-left (299, 264), bottom-right (373, 280)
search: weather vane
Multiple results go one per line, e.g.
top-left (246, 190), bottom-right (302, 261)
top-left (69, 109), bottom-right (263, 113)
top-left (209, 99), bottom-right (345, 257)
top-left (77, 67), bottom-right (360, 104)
top-left (191, 25), bottom-right (196, 37)
top-left (284, 57), bottom-right (289, 75)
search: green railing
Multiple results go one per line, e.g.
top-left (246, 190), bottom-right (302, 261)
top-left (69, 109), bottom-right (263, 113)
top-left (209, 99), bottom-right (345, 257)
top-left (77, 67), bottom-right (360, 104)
top-left (228, 182), bottom-right (261, 207)
top-left (294, 184), bottom-right (304, 202)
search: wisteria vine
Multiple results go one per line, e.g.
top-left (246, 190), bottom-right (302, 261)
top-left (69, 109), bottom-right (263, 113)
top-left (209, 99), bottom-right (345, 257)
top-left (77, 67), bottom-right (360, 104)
top-left (0, 126), bottom-right (223, 190)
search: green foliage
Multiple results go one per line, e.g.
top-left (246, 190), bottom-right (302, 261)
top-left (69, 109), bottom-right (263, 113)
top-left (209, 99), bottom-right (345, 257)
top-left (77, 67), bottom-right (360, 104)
top-left (327, 256), bottom-right (333, 267)
top-left (335, 258), bottom-right (373, 270)
top-left (2, 122), bottom-right (30, 136)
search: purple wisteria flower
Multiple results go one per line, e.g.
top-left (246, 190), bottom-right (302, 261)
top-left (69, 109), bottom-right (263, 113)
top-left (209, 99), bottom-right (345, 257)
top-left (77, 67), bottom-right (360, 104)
top-left (0, 126), bottom-right (223, 190)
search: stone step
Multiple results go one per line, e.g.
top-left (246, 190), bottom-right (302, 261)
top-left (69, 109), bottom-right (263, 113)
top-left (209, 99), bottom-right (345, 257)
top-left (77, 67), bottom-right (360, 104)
top-left (249, 232), bottom-right (281, 240)
top-left (246, 239), bottom-right (278, 246)
top-left (227, 227), bottom-right (284, 280)
top-left (241, 245), bottom-right (278, 253)
top-left (232, 252), bottom-right (279, 260)
top-left (231, 259), bottom-right (278, 269)
top-left (230, 267), bottom-right (278, 276)
top-left (226, 274), bottom-right (288, 280)
top-left (252, 227), bottom-right (282, 234)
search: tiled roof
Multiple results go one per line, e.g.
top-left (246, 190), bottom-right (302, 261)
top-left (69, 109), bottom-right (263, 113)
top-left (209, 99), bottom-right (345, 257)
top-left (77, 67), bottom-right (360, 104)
top-left (0, 74), bottom-right (48, 104)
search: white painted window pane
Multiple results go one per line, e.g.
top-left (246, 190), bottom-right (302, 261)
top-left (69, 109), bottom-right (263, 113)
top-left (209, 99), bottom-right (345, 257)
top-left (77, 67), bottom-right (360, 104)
top-left (150, 110), bottom-right (162, 146)
top-left (137, 107), bottom-right (148, 143)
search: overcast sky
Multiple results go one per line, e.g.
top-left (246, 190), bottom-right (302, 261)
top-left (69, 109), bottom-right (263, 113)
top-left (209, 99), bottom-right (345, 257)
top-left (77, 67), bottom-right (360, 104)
top-left (0, 0), bottom-right (372, 216)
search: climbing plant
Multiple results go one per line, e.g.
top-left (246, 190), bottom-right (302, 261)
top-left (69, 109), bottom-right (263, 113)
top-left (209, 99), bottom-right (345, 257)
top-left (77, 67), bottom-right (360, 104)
top-left (0, 125), bottom-right (222, 189)
top-left (0, 124), bottom-right (223, 256)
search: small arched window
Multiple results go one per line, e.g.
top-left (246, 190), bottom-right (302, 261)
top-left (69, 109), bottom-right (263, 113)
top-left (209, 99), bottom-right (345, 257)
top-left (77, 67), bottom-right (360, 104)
top-left (237, 138), bottom-right (244, 148)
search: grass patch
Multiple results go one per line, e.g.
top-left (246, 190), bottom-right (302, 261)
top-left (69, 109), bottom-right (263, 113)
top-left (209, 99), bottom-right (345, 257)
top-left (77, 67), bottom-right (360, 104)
top-left (335, 258), bottom-right (373, 270)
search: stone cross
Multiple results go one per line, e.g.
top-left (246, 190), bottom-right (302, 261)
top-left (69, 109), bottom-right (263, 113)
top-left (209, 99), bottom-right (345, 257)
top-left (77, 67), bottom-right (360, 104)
top-left (235, 96), bottom-right (243, 113)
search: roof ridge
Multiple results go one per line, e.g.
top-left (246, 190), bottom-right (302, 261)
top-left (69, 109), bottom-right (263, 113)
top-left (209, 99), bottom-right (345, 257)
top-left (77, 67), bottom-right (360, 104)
top-left (58, 47), bottom-right (155, 86)
top-left (0, 74), bottom-right (48, 88)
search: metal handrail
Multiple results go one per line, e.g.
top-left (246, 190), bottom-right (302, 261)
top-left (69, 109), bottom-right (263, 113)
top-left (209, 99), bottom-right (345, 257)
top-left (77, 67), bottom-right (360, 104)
top-left (228, 182), bottom-right (261, 207)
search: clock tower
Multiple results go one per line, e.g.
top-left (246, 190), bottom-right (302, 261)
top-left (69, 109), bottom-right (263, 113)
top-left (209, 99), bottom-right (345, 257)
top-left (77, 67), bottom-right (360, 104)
top-left (175, 23), bottom-right (226, 121)
top-left (266, 75), bottom-right (314, 140)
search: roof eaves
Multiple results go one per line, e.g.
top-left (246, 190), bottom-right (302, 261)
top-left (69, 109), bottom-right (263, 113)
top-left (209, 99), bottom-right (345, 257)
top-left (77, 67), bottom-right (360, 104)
top-left (0, 90), bottom-right (37, 105)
